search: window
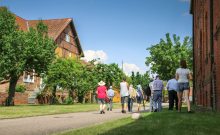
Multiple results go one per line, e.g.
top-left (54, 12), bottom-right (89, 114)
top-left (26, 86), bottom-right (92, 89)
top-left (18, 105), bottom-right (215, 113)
top-left (65, 34), bottom-right (70, 42)
top-left (69, 52), bottom-right (72, 57)
top-left (23, 70), bottom-right (35, 83)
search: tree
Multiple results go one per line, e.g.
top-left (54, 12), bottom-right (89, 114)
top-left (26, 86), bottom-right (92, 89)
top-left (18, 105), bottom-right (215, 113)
top-left (130, 71), bottom-right (150, 88)
top-left (93, 63), bottom-right (124, 88)
top-left (45, 58), bottom-right (82, 104)
top-left (0, 7), bottom-right (56, 106)
top-left (145, 33), bottom-right (192, 80)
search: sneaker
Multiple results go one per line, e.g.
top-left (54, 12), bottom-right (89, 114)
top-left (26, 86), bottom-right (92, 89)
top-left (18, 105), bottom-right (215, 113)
top-left (188, 110), bottom-right (194, 113)
top-left (154, 109), bottom-right (157, 112)
top-left (100, 111), bottom-right (103, 114)
top-left (102, 111), bottom-right (105, 114)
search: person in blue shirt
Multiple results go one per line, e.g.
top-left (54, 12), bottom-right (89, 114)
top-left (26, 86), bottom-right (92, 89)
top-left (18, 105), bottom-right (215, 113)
top-left (107, 86), bottom-right (115, 111)
top-left (152, 75), bottom-right (164, 112)
top-left (166, 77), bottom-right (178, 110)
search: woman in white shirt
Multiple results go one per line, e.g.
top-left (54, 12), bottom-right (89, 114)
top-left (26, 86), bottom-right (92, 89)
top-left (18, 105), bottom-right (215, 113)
top-left (176, 60), bottom-right (192, 113)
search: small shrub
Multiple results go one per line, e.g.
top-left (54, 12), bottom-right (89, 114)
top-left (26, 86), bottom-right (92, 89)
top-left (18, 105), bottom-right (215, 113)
top-left (64, 97), bottom-right (73, 104)
top-left (12, 85), bottom-right (26, 93)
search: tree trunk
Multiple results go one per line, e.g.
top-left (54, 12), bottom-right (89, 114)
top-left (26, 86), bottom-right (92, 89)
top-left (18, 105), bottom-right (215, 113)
top-left (5, 75), bottom-right (19, 106)
top-left (78, 95), bottom-right (85, 103)
top-left (50, 86), bottom-right (57, 104)
top-left (69, 87), bottom-right (74, 101)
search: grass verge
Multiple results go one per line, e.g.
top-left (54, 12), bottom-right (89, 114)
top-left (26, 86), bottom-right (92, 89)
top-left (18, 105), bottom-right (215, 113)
top-left (56, 108), bottom-right (220, 135)
top-left (0, 103), bottom-right (120, 119)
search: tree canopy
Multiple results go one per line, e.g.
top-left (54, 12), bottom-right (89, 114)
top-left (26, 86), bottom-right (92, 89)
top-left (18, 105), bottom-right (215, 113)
top-left (145, 33), bottom-right (192, 80)
top-left (0, 7), bottom-right (56, 105)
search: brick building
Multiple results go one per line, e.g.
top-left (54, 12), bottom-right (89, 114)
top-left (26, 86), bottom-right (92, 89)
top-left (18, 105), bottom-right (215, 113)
top-left (190, 0), bottom-right (220, 111)
top-left (0, 13), bottom-right (84, 103)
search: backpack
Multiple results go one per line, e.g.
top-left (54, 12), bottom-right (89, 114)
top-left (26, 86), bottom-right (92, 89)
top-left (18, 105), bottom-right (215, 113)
top-left (136, 89), bottom-right (143, 98)
top-left (144, 86), bottom-right (151, 96)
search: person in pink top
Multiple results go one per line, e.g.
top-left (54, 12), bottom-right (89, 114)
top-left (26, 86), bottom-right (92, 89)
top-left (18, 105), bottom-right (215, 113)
top-left (96, 81), bottom-right (107, 114)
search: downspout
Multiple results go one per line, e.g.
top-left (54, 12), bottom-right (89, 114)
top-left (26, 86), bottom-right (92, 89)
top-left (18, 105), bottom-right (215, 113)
top-left (210, 0), bottom-right (215, 111)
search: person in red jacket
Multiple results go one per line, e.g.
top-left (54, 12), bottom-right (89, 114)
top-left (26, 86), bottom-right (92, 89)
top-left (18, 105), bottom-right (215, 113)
top-left (96, 81), bottom-right (107, 114)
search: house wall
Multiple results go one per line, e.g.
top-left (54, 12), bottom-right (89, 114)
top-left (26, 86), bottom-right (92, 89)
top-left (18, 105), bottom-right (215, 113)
top-left (55, 24), bottom-right (80, 58)
top-left (192, 0), bottom-right (220, 111)
top-left (213, 0), bottom-right (220, 111)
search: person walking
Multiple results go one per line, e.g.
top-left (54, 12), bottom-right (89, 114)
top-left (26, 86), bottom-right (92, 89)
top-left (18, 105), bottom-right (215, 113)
top-left (166, 77), bottom-right (178, 110)
top-left (107, 86), bottom-right (115, 111)
top-left (148, 78), bottom-right (154, 112)
top-left (152, 75), bottom-right (164, 112)
top-left (176, 60), bottom-right (192, 113)
top-left (128, 84), bottom-right (136, 112)
top-left (96, 81), bottom-right (107, 114)
top-left (120, 78), bottom-right (129, 113)
top-left (136, 84), bottom-right (144, 112)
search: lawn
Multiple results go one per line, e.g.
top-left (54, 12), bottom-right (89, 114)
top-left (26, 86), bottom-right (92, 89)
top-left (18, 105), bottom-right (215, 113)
top-left (57, 108), bottom-right (220, 135)
top-left (0, 103), bottom-right (120, 119)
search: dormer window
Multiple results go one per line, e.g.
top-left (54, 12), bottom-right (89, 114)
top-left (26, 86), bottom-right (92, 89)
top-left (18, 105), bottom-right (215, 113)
top-left (65, 34), bottom-right (70, 42)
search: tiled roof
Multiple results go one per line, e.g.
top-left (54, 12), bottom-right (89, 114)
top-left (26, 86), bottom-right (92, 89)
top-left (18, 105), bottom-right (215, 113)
top-left (15, 16), bottom-right (71, 40)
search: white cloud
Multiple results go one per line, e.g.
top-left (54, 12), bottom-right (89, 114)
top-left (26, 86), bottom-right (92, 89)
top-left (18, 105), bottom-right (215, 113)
top-left (179, 0), bottom-right (190, 2)
top-left (182, 12), bottom-right (190, 16)
top-left (81, 50), bottom-right (108, 63)
top-left (122, 63), bottom-right (145, 76)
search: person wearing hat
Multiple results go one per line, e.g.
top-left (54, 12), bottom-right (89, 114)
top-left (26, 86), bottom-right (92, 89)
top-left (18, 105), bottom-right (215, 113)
top-left (96, 80), bottom-right (107, 114)
top-left (107, 86), bottom-right (115, 111)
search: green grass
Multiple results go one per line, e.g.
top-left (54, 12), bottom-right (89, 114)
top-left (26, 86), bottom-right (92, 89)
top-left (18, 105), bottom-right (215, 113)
top-left (0, 103), bottom-right (120, 119)
top-left (57, 108), bottom-right (220, 135)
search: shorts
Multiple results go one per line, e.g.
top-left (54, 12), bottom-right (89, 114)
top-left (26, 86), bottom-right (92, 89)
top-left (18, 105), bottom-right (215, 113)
top-left (136, 96), bottom-right (143, 104)
top-left (98, 98), bottom-right (106, 104)
top-left (121, 96), bottom-right (128, 104)
top-left (177, 82), bottom-right (189, 92)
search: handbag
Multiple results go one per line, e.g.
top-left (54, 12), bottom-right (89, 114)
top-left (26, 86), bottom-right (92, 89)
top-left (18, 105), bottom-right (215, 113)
top-left (105, 97), bottom-right (110, 103)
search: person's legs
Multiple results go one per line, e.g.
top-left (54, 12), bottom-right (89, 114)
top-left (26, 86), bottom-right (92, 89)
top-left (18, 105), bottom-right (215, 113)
top-left (109, 97), bottom-right (113, 111)
top-left (157, 91), bottom-right (162, 112)
top-left (177, 92), bottom-right (183, 112)
top-left (102, 103), bottom-right (106, 113)
top-left (149, 96), bottom-right (153, 112)
top-left (124, 96), bottom-right (128, 113)
top-left (168, 91), bottom-right (172, 110)
top-left (130, 98), bottom-right (133, 112)
top-left (174, 91), bottom-right (178, 110)
top-left (128, 97), bottom-right (131, 112)
top-left (184, 90), bottom-right (191, 112)
top-left (121, 97), bottom-right (125, 112)
top-left (99, 104), bottom-right (103, 113)
top-left (153, 91), bottom-right (159, 112)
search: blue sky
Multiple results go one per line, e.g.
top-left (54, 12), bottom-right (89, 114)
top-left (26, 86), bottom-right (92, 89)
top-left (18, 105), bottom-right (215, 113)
top-left (1, 0), bottom-right (192, 75)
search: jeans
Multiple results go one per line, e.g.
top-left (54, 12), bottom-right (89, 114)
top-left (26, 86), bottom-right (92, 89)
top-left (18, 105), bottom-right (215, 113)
top-left (107, 97), bottom-right (113, 110)
top-left (152, 90), bottom-right (162, 112)
top-left (128, 97), bottom-right (134, 112)
top-left (149, 96), bottom-right (153, 112)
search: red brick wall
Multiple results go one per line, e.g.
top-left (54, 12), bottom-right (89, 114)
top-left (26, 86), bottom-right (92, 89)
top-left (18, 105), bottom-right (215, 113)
top-left (0, 92), bottom-right (28, 105)
top-left (213, 0), bottom-right (220, 111)
top-left (192, 0), bottom-right (220, 111)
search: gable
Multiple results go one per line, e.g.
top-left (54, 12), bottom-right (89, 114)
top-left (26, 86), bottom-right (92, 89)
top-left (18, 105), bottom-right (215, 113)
top-left (15, 15), bottom-right (84, 57)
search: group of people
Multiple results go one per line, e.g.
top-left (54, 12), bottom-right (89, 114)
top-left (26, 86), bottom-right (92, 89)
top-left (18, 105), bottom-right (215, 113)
top-left (96, 78), bottom-right (144, 114)
top-left (96, 59), bottom-right (192, 114)
top-left (148, 59), bottom-right (192, 113)
top-left (96, 81), bottom-right (115, 114)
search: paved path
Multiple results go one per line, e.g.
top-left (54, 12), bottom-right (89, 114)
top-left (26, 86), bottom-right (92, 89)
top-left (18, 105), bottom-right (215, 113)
top-left (0, 105), bottom-right (150, 135)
